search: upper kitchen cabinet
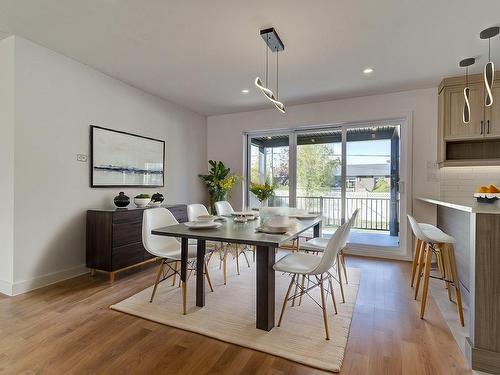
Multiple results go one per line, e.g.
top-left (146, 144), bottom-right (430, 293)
top-left (485, 80), bottom-right (500, 137)
top-left (438, 71), bottom-right (500, 167)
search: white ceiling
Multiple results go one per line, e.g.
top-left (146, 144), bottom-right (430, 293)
top-left (1, 0), bottom-right (500, 115)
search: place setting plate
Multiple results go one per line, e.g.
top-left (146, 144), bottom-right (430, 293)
top-left (255, 225), bottom-right (289, 234)
top-left (288, 213), bottom-right (320, 220)
top-left (184, 221), bottom-right (223, 230)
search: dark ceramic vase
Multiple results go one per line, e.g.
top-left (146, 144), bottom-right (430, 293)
top-left (151, 192), bottom-right (164, 204)
top-left (114, 192), bottom-right (130, 208)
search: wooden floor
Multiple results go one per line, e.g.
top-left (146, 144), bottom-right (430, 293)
top-left (0, 256), bottom-right (471, 375)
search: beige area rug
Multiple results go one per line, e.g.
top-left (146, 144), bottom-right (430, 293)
top-left (111, 255), bottom-right (360, 372)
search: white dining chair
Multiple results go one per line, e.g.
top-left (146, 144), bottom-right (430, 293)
top-left (214, 200), bottom-right (234, 216)
top-left (214, 200), bottom-right (253, 283)
top-left (142, 208), bottom-right (214, 314)
top-left (300, 209), bottom-right (359, 303)
top-left (273, 221), bottom-right (350, 340)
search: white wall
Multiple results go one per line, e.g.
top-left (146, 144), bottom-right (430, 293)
top-left (440, 166), bottom-right (500, 198)
top-left (207, 87), bottom-right (439, 225)
top-left (0, 36), bottom-right (15, 294)
top-left (3, 36), bottom-right (207, 295)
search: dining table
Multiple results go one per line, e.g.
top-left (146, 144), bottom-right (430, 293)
top-left (151, 210), bottom-right (322, 331)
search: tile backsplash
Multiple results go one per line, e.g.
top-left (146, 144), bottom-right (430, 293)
top-left (439, 166), bottom-right (500, 199)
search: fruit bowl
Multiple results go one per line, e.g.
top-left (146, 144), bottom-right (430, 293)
top-left (474, 185), bottom-right (500, 203)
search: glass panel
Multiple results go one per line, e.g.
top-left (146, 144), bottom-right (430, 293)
top-left (345, 125), bottom-right (400, 247)
top-left (296, 129), bottom-right (342, 233)
top-left (248, 134), bottom-right (290, 208)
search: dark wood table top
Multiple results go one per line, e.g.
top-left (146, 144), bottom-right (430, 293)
top-left (151, 216), bottom-right (322, 247)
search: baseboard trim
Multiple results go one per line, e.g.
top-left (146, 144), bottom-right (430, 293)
top-left (0, 279), bottom-right (13, 296)
top-left (11, 264), bottom-right (89, 296)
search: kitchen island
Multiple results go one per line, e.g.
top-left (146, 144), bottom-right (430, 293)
top-left (418, 197), bottom-right (500, 374)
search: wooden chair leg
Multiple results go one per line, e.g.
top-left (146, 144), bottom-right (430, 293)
top-left (182, 281), bottom-right (187, 315)
top-left (447, 244), bottom-right (465, 326)
top-left (319, 274), bottom-right (330, 340)
top-left (172, 261), bottom-right (178, 286)
top-left (414, 242), bottom-right (427, 300)
top-left (278, 274), bottom-right (297, 327)
top-left (337, 255), bottom-right (345, 303)
top-left (420, 246), bottom-right (433, 319)
top-left (298, 275), bottom-right (306, 306)
top-left (150, 261), bottom-right (165, 303)
top-left (410, 239), bottom-right (422, 287)
top-left (205, 263), bottom-right (214, 292)
top-left (328, 275), bottom-right (338, 314)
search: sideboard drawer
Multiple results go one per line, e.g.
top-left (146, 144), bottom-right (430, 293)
top-left (112, 242), bottom-right (145, 270)
top-left (113, 209), bottom-right (143, 224)
top-left (113, 221), bottom-right (142, 247)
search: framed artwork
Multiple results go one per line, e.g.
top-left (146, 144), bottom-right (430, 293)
top-left (90, 125), bottom-right (165, 187)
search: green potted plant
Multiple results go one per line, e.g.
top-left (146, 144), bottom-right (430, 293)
top-left (199, 160), bottom-right (241, 213)
top-left (249, 180), bottom-right (276, 207)
top-left (134, 193), bottom-right (151, 208)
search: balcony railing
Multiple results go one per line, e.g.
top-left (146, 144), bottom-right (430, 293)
top-left (269, 194), bottom-right (392, 231)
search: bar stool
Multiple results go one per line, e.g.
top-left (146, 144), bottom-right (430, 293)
top-left (407, 215), bottom-right (464, 326)
top-left (409, 222), bottom-right (446, 288)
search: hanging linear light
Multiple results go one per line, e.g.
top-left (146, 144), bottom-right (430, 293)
top-left (254, 27), bottom-right (285, 113)
top-left (459, 58), bottom-right (475, 124)
top-left (480, 26), bottom-right (499, 107)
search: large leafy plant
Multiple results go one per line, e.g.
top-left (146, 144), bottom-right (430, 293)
top-left (199, 160), bottom-right (240, 213)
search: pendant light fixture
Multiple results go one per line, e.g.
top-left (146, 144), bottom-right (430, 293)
top-left (254, 28), bottom-right (285, 113)
top-left (480, 26), bottom-right (499, 107)
top-left (459, 58), bottom-right (475, 124)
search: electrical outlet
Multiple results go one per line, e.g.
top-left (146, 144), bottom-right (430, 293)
top-left (77, 154), bottom-right (88, 162)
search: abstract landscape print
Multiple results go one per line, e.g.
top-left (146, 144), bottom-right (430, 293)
top-left (91, 126), bottom-right (165, 187)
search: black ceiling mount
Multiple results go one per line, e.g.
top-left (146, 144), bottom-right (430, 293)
top-left (459, 58), bottom-right (476, 67)
top-left (480, 26), bottom-right (500, 39)
top-left (260, 28), bottom-right (284, 52)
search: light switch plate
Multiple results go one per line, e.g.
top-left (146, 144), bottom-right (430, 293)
top-left (77, 154), bottom-right (88, 162)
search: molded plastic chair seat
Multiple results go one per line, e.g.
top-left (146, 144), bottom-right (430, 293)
top-left (148, 244), bottom-right (199, 260)
top-left (301, 237), bottom-right (329, 251)
top-left (273, 252), bottom-right (322, 274)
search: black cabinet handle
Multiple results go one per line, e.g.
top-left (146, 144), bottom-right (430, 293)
top-left (481, 120), bottom-right (484, 134)
top-left (487, 120), bottom-right (490, 134)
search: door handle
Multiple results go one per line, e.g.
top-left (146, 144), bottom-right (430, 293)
top-left (487, 120), bottom-right (490, 134)
top-left (480, 120), bottom-right (484, 135)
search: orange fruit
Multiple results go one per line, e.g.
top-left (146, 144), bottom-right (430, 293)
top-left (489, 184), bottom-right (500, 193)
top-left (478, 186), bottom-right (490, 193)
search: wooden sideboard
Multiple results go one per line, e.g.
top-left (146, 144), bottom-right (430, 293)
top-left (86, 204), bottom-right (188, 281)
top-left (438, 70), bottom-right (500, 167)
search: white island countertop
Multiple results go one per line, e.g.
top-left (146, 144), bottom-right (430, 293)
top-left (417, 196), bottom-right (500, 214)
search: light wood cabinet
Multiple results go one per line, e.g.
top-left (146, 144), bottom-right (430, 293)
top-left (485, 80), bottom-right (500, 137)
top-left (438, 71), bottom-right (500, 167)
top-left (443, 82), bottom-right (484, 140)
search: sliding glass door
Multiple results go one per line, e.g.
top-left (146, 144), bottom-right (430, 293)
top-left (245, 120), bottom-right (405, 255)
top-left (247, 133), bottom-right (292, 208)
top-left (295, 128), bottom-right (342, 233)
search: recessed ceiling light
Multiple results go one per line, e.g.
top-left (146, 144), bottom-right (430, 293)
top-left (363, 67), bottom-right (374, 75)
top-left (241, 89), bottom-right (249, 94)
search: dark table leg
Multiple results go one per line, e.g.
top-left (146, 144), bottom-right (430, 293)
top-left (181, 238), bottom-right (188, 314)
top-left (196, 239), bottom-right (206, 307)
top-left (256, 245), bottom-right (276, 331)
